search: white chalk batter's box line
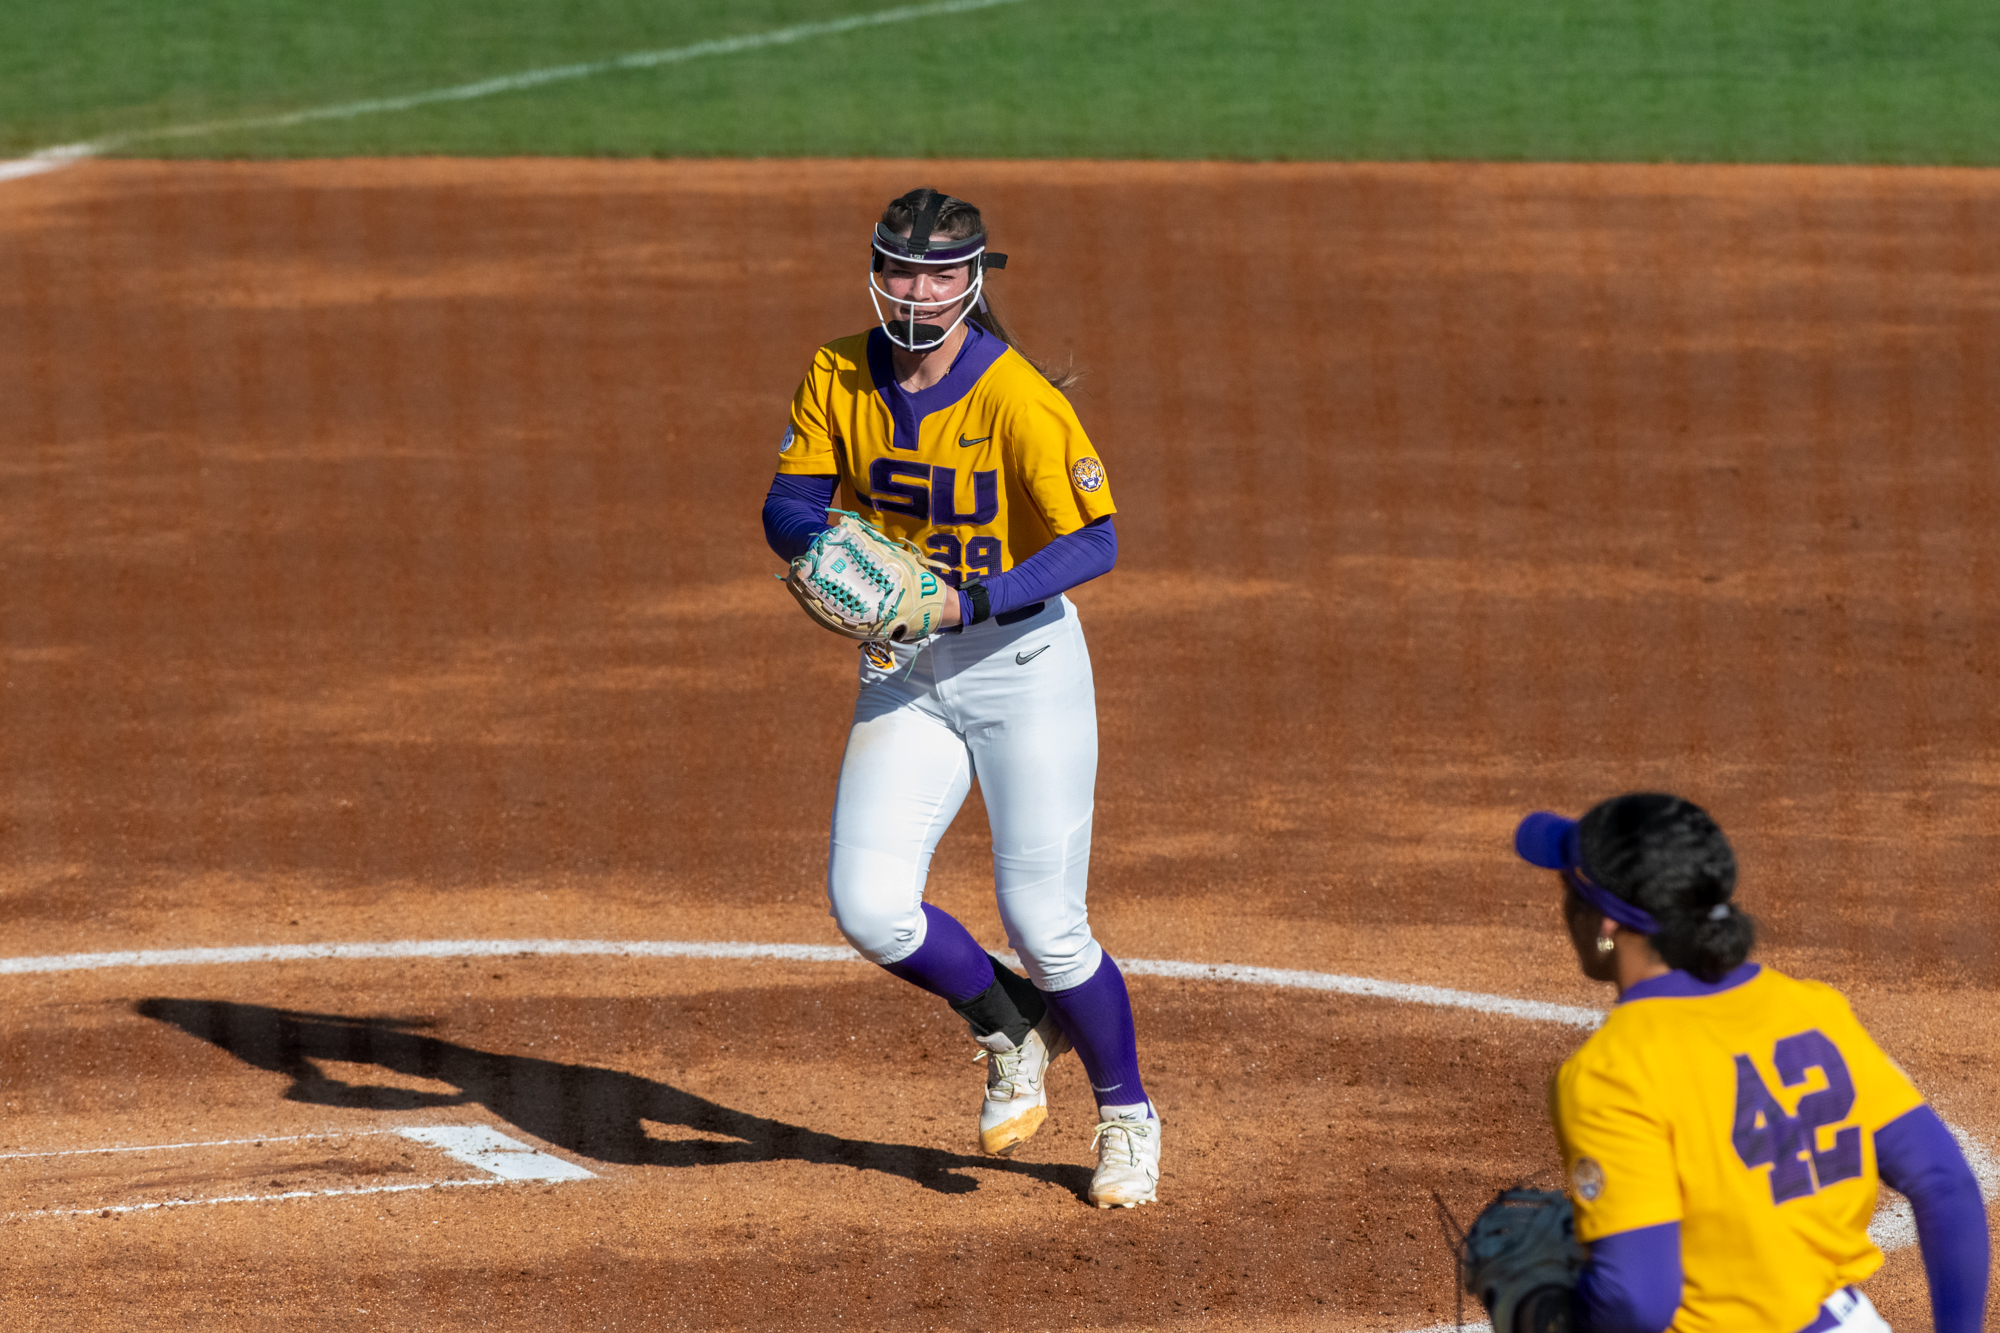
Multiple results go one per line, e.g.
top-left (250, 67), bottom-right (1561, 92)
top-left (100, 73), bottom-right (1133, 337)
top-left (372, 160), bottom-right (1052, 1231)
top-left (1, 1123), bottom-right (595, 1220)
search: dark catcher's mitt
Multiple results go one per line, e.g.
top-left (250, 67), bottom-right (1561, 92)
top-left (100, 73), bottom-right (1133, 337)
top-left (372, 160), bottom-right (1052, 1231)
top-left (1457, 1188), bottom-right (1585, 1333)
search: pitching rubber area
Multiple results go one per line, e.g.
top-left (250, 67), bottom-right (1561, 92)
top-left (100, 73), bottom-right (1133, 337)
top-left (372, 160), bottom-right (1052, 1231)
top-left (2, 160), bottom-right (1998, 1330)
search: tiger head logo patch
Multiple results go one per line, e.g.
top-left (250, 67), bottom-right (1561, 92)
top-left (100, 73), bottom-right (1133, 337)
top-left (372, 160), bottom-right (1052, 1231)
top-left (1570, 1157), bottom-right (1605, 1203)
top-left (862, 642), bottom-right (897, 671)
top-left (1070, 457), bottom-right (1106, 493)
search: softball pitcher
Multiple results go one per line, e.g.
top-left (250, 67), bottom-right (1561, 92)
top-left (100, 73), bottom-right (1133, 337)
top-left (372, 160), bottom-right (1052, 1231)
top-left (760, 188), bottom-right (1158, 1208)
top-left (1511, 793), bottom-right (1988, 1333)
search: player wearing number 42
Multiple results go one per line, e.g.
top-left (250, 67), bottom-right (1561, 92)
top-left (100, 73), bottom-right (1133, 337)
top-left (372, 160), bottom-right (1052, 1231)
top-left (1493, 793), bottom-right (1989, 1333)
top-left (761, 189), bottom-right (1158, 1207)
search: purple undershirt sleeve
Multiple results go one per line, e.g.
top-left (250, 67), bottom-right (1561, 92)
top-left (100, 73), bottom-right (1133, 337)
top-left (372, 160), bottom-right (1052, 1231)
top-left (1576, 1222), bottom-right (1682, 1333)
top-left (963, 516), bottom-right (1117, 621)
top-left (1876, 1105), bottom-right (1990, 1333)
top-left (762, 473), bottom-right (838, 562)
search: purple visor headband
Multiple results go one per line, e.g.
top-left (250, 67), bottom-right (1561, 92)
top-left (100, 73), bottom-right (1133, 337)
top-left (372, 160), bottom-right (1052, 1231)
top-left (872, 224), bottom-right (1000, 268)
top-left (1514, 812), bottom-right (1663, 935)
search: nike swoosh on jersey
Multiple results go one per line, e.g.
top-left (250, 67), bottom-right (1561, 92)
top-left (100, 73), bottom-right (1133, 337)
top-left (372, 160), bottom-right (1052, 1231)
top-left (1016, 646), bottom-right (1050, 665)
top-left (958, 434), bottom-right (992, 448)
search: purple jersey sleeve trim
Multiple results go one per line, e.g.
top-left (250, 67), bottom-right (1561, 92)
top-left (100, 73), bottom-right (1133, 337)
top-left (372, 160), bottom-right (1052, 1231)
top-left (1619, 962), bottom-right (1760, 1004)
top-left (1875, 1105), bottom-right (1990, 1333)
top-left (1577, 1221), bottom-right (1682, 1333)
top-left (763, 472), bottom-right (838, 562)
top-left (982, 516), bottom-right (1117, 618)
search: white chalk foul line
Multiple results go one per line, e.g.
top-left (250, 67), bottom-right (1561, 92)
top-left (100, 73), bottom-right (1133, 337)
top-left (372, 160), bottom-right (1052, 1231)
top-left (0, 0), bottom-right (1025, 181)
top-left (0, 936), bottom-right (1606, 1029)
top-left (25, 1176), bottom-right (506, 1218)
top-left (0, 1125), bottom-right (596, 1182)
top-left (4, 1125), bottom-right (593, 1219)
top-left (0, 1129), bottom-right (386, 1161)
top-left (0, 145), bottom-right (93, 183)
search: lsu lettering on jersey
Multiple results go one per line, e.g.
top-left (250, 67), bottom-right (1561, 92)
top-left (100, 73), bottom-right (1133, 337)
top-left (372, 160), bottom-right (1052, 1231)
top-left (777, 325), bottom-right (1114, 585)
top-left (1551, 965), bottom-right (1925, 1333)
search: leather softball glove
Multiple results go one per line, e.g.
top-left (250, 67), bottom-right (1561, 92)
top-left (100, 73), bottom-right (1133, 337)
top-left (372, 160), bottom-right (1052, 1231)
top-left (784, 511), bottom-right (952, 643)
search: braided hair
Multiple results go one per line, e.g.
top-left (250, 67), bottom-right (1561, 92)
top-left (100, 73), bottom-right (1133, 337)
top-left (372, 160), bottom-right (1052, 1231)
top-left (1577, 793), bottom-right (1756, 983)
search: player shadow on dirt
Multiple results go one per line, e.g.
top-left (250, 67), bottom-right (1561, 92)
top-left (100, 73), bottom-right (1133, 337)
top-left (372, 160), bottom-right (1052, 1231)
top-left (136, 998), bottom-right (1092, 1200)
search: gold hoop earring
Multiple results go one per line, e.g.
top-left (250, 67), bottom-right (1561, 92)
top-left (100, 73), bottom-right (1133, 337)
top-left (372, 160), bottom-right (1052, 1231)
top-left (1595, 936), bottom-right (1616, 956)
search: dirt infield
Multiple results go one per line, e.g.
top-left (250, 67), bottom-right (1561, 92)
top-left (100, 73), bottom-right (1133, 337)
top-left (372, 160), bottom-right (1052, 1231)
top-left (1, 159), bottom-right (1996, 1330)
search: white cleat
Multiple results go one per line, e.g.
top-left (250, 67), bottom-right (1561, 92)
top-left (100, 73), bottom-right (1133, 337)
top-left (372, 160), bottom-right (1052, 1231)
top-left (1088, 1103), bottom-right (1162, 1209)
top-left (975, 1015), bottom-right (1070, 1157)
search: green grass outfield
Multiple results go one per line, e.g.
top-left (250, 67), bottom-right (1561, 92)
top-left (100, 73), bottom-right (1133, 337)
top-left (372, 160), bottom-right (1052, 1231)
top-left (4, 0), bottom-right (1997, 164)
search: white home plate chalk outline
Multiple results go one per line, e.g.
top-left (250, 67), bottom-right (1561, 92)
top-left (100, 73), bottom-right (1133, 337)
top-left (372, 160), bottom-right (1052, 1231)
top-left (2, 1125), bottom-right (593, 1219)
top-left (397, 1125), bottom-right (596, 1182)
top-left (0, 0), bottom-right (1024, 184)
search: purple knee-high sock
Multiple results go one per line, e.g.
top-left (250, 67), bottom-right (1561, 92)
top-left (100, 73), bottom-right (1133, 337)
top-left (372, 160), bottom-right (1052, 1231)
top-left (882, 903), bottom-right (996, 1005)
top-left (1042, 952), bottom-right (1150, 1113)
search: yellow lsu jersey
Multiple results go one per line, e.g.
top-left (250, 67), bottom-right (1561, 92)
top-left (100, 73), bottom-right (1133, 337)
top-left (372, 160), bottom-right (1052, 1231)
top-left (1551, 965), bottom-right (1926, 1333)
top-left (777, 326), bottom-right (1115, 584)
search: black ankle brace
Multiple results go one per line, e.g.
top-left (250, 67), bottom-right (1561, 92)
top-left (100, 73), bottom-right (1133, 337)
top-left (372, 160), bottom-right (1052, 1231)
top-left (983, 955), bottom-right (1047, 1029)
top-left (950, 978), bottom-right (1033, 1049)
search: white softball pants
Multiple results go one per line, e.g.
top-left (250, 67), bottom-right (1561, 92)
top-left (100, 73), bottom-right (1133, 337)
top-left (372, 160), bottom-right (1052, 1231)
top-left (826, 595), bottom-right (1103, 992)
top-left (1817, 1289), bottom-right (1891, 1333)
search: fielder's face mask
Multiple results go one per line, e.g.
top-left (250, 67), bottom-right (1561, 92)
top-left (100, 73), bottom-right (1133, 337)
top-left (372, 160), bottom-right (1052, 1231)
top-left (868, 188), bottom-right (1008, 353)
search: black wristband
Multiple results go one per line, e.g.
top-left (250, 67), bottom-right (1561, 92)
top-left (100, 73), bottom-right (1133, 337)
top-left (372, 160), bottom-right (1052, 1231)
top-left (962, 581), bottom-right (992, 625)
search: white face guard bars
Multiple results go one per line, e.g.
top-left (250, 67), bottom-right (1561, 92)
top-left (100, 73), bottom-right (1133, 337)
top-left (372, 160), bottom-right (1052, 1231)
top-left (868, 189), bottom-right (1008, 353)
